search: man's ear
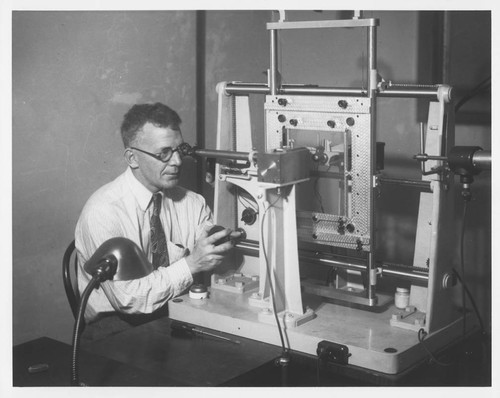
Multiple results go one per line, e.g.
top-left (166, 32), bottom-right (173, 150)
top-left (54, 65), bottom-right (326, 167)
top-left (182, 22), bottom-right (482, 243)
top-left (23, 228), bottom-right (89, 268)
top-left (124, 148), bottom-right (139, 169)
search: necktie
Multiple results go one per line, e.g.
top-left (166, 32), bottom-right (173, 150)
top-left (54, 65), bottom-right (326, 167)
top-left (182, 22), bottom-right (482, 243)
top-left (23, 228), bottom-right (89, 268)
top-left (150, 192), bottom-right (169, 269)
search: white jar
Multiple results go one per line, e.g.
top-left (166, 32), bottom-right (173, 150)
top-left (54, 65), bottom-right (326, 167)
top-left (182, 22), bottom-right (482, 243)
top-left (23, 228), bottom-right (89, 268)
top-left (395, 287), bottom-right (410, 309)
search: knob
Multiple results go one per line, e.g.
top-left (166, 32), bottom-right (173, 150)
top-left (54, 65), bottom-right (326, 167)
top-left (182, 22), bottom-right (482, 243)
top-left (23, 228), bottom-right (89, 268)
top-left (278, 98), bottom-right (288, 106)
top-left (241, 208), bottom-right (257, 225)
top-left (278, 114), bottom-right (286, 123)
top-left (338, 100), bottom-right (348, 109)
top-left (290, 119), bottom-right (298, 126)
top-left (346, 117), bottom-right (355, 126)
top-left (327, 120), bottom-right (336, 128)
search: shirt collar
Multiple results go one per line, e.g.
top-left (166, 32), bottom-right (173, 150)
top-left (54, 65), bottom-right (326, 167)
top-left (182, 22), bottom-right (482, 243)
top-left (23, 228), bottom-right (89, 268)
top-left (125, 167), bottom-right (158, 212)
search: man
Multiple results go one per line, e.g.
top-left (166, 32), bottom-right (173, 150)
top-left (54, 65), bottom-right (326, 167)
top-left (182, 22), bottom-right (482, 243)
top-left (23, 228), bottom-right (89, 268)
top-left (75, 102), bottom-right (240, 341)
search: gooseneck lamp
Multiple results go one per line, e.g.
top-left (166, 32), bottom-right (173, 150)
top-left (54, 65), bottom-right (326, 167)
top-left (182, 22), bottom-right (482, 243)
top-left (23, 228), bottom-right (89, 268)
top-left (71, 237), bottom-right (153, 386)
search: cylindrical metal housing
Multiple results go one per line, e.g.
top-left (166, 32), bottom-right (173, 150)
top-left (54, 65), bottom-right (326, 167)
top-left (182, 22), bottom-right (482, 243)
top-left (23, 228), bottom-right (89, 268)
top-left (472, 150), bottom-right (491, 171)
top-left (448, 146), bottom-right (484, 176)
top-left (194, 148), bottom-right (252, 162)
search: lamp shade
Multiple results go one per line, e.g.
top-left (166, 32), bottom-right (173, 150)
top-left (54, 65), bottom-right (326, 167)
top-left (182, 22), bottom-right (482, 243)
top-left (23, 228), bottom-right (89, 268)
top-left (84, 237), bottom-right (153, 281)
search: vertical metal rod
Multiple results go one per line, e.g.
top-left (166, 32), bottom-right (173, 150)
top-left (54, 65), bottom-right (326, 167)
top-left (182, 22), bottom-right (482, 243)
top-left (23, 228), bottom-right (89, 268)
top-left (367, 25), bottom-right (377, 97)
top-left (270, 29), bottom-right (279, 95)
top-left (367, 95), bottom-right (377, 304)
top-left (441, 11), bottom-right (451, 84)
top-left (367, 252), bottom-right (377, 302)
top-left (195, 11), bottom-right (206, 195)
top-left (420, 122), bottom-right (427, 175)
top-left (367, 24), bottom-right (378, 303)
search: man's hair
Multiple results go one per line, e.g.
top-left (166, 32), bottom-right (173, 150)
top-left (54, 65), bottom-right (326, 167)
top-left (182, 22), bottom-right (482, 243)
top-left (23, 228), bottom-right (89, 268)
top-left (120, 102), bottom-right (182, 147)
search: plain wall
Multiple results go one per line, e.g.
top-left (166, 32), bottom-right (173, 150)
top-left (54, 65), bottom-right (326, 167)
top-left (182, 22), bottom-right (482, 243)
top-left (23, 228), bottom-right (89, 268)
top-left (12, 11), bottom-right (198, 345)
top-left (12, 10), bottom-right (491, 345)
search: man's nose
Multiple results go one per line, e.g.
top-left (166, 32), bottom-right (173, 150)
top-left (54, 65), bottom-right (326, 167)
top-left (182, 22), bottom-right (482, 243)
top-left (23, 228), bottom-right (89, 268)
top-left (169, 150), bottom-right (182, 166)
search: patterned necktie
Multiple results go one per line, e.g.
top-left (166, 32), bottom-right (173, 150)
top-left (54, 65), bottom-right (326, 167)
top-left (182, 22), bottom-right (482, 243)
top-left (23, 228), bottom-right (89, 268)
top-left (150, 192), bottom-right (169, 269)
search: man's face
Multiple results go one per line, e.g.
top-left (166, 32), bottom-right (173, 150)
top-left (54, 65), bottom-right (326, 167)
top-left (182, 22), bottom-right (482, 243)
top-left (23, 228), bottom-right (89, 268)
top-left (130, 122), bottom-right (184, 192)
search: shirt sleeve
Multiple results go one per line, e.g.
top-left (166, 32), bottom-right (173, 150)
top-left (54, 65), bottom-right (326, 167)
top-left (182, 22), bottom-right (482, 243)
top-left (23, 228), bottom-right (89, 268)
top-left (101, 258), bottom-right (193, 314)
top-left (75, 201), bottom-right (193, 316)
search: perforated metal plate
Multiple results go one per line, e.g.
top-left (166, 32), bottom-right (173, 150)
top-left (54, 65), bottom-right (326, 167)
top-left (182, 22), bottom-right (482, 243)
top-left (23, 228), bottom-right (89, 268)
top-left (266, 95), bottom-right (373, 251)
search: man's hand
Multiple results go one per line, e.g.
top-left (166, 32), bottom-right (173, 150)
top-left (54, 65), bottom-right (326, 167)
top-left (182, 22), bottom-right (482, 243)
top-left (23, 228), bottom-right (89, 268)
top-left (185, 226), bottom-right (243, 275)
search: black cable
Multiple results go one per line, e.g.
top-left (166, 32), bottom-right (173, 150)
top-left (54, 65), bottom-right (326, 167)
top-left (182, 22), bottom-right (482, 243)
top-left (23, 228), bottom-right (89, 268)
top-left (460, 199), bottom-right (468, 337)
top-left (452, 268), bottom-right (485, 335)
top-left (237, 187), bottom-right (258, 212)
top-left (417, 328), bottom-right (452, 367)
top-left (454, 76), bottom-right (491, 113)
top-left (454, 198), bottom-right (485, 336)
top-left (71, 276), bottom-right (100, 386)
top-left (313, 163), bottom-right (326, 214)
top-left (260, 194), bottom-right (288, 354)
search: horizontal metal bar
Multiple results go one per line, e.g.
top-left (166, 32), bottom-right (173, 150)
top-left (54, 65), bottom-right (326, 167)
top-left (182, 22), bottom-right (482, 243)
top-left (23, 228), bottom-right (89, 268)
top-left (224, 82), bottom-right (444, 100)
top-left (380, 267), bottom-right (429, 282)
top-left (379, 88), bottom-right (443, 100)
top-left (194, 148), bottom-right (251, 162)
top-left (281, 86), bottom-right (367, 96)
top-left (235, 240), bottom-right (428, 284)
top-left (224, 84), bottom-right (270, 94)
top-left (267, 18), bottom-right (379, 30)
top-left (379, 177), bottom-right (432, 191)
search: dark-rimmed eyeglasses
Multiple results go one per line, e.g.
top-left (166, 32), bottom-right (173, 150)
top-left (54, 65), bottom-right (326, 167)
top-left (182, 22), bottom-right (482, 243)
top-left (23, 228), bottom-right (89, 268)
top-left (129, 146), bottom-right (183, 163)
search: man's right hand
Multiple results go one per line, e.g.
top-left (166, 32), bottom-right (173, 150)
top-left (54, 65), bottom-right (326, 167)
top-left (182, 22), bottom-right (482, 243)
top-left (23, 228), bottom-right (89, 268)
top-left (185, 225), bottom-right (242, 275)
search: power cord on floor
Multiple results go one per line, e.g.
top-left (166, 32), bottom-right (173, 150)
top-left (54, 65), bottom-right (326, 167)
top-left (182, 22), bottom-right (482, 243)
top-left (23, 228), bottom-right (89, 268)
top-left (417, 328), bottom-right (452, 367)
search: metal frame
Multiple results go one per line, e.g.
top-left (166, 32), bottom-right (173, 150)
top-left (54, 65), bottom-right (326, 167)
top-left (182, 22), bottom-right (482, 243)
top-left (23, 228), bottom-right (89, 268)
top-left (169, 13), bottom-right (474, 376)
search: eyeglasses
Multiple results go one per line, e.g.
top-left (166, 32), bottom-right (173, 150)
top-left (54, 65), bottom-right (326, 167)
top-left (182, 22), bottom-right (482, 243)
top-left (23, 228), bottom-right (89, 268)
top-left (129, 146), bottom-right (184, 163)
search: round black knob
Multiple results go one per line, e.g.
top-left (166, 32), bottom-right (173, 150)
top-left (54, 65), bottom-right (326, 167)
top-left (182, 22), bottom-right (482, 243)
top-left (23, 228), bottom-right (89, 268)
top-left (346, 223), bottom-right (355, 233)
top-left (278, 114), bottom-right (286, 123)
top-left (241, 208), bottom-right (257, 225)
top-left (338, 100), bottom-right (348, 109)
top-left (278, 98), bottom-right (288, 106)
top-left (346, 117), bottom-right (355, 126)
top-left (327, 120), bottom-right (336, 128)
top-left (290, 119), bottom-right (298, 126)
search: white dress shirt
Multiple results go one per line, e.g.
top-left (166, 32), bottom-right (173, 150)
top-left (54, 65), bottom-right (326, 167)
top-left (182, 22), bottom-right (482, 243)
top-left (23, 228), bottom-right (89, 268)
top-left (75, 167), bottom-right (212, 322)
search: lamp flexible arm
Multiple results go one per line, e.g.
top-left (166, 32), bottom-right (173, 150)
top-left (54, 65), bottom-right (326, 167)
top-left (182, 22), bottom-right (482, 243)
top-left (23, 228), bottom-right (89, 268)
top-left (69, 238), bottom-right (151, 386)
top-left (70, 275), bottom-right (101, 386)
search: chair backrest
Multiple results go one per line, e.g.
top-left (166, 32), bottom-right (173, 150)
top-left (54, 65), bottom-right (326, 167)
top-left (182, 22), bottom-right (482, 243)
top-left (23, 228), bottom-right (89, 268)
top-left (62, 240), bottom-right (79, 319)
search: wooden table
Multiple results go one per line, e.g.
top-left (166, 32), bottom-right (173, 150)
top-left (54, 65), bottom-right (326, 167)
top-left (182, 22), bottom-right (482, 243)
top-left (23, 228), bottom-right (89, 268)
top-left (13, 317), bottom-right (491, 387)
top-left (84, 317), bottom-right (283, 386)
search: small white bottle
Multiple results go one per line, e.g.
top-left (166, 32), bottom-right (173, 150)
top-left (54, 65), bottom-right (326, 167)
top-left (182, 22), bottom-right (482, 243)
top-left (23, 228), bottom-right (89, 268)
top-left (395, 287), bottom-right (410, 309)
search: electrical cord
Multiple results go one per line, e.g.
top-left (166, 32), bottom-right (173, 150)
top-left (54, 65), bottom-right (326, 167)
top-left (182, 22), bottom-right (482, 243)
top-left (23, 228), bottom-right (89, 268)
top-left (417, 328), bottom-right (452, 367)
top-left (460, 199), bottom-right (468, 337)
top-left (260, 194), bottom-right (288, 357)
top-left (454, 76), bottom-right (491, 114)
top-left (237, 187), bottom-right (258, 212)
top-left (452, 197), bottom-right (485, 335)
top-left (313, 163), bottom-right (327, 214)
